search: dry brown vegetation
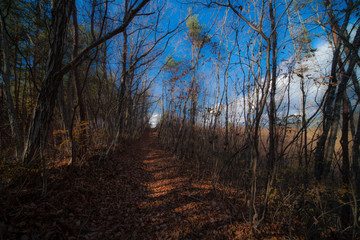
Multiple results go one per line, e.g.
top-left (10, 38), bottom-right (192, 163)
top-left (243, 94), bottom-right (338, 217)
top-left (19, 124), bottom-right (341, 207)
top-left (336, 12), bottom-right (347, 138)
top-left (157, 118), bottom-right (358, 239)
top-left (1, 0), bottom-right (360, 239)
top-left (0, 130), bottom-right (307, 239)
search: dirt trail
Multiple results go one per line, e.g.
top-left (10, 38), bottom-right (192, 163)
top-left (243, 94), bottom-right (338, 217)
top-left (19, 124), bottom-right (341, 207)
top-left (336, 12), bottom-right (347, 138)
top-left (115, 130), bottom-right (238, 239)
top-left (1, 130), bottom-right (253, 239)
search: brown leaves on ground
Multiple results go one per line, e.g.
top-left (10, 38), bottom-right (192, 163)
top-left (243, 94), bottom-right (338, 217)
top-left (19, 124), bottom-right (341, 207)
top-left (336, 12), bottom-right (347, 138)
top-left (0, 130), bottom-right (298, 239)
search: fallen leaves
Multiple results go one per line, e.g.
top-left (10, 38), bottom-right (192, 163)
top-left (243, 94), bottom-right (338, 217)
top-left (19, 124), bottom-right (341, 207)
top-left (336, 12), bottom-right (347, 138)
top-left (1, 130), bottom-right (304, 239)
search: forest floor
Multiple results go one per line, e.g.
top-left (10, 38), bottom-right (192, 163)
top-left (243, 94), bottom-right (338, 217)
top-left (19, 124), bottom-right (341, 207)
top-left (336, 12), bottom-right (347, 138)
top-left (1, 129), bottom-right (292, 239)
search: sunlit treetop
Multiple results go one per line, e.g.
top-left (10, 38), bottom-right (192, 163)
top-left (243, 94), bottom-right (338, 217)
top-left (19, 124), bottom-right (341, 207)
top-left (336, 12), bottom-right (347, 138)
top-left (186, 10), bottom-right (210, 49)
top-left (164, 55), bottom-right (181, 69)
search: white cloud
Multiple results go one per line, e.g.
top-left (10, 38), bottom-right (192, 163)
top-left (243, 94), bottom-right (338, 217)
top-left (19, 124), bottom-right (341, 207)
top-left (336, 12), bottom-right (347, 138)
top-left (276, 41), bottom-right (332, 118)
top-left (149, 114), bottom-right (161, 128)
top-left (206, 41), bottom-right (334, 126)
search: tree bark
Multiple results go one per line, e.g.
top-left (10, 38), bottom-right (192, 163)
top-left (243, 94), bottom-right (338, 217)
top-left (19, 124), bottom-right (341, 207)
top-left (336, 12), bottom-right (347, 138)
top-left (0, 7), bottom-right (23, 159)
top-left (22, 0), bottom-right (74, 165)
top-left (117, 24), bottom-right (128, 139)
top-left (22, 0), bottom-right (150, 164)
top-left (267, 0), bottom-right (277, 171)
top-left (313, 41), bottom-right (340, 179)
top-left (72, 1), bottom-right (87, 123)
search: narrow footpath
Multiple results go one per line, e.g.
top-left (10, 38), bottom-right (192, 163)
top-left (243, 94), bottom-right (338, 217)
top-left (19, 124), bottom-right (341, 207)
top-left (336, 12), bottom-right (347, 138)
top-left (116, 130), bottom-right (237, 239)
top-left (1, 130), bottom-right (266, 239)
top-left (100, 129), bottom-right (242, 239)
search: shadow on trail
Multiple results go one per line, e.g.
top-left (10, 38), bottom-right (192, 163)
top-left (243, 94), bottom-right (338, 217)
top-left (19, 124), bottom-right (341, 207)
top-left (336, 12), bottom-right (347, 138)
top-left (1, 129), bottom-right (249, 240)
top-left (122, 130), bottom-right (243, 239)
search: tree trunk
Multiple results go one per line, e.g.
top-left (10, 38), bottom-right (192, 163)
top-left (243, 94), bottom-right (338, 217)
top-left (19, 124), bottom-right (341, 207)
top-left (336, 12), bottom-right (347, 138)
top-left (22, 0), bottom-right (74, 165)
top-left (118, 27), bottom-right (128, 138)
top-left (313, 43), bottom-right (340, 179)
top-left (268, 0), bottom-right (277, 171)
top-left (341, 90), bottom-right (351, 226)
top-left (0, 7), bottom-right (23, 159)
top-left (33, 0), bottom-right (40, 91)
top-left (72, 2), bottom-right (87, 123)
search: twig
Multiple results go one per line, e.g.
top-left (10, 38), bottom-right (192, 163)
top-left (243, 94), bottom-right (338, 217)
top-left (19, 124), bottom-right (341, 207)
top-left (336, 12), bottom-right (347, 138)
top-left (184, 194), bottom-right (208, 205)
top-left (77, 211), bottom-right (92, 239)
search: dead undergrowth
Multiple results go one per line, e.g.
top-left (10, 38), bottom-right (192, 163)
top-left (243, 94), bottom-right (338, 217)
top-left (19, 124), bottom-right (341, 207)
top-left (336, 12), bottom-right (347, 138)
top-left (1, 129), bottom-right (305, 239)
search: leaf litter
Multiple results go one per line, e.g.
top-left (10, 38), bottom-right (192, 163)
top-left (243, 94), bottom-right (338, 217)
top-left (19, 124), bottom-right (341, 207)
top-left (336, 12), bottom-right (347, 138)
top-left (1, 130), bottom-right (300, 239)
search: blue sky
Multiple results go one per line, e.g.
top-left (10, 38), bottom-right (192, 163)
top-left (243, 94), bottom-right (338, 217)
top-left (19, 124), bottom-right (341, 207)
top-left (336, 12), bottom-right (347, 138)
top-left (73, 0), bottom-right (357, 124)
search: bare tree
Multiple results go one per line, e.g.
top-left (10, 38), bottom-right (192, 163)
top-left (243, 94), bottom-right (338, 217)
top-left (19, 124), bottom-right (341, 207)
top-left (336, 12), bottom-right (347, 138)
top-left (0, 5), bottom-right (23, 158)
top-left (22, 0), bottom-right (150, 165)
